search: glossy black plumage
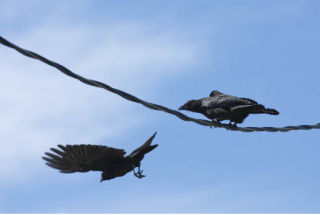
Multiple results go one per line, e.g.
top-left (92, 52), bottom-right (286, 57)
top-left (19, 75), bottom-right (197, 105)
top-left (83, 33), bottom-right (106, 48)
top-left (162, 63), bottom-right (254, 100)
top-left (179, 90), bottom-right (279, 125)
top-left (42, 132), bottom-right (158, 181)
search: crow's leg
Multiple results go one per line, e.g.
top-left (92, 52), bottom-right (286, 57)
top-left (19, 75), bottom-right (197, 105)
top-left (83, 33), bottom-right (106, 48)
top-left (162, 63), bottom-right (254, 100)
top-left (137, 166), bottom-right (145, 178)
top-left (132, 164), bottom-right (138, 177)
top-left (132, 164), bottom-right (137, 177)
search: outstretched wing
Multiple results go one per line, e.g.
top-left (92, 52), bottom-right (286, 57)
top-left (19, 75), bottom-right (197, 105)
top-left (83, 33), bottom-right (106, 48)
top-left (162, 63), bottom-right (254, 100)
top-left (43, 144), bottom-right (126, 173)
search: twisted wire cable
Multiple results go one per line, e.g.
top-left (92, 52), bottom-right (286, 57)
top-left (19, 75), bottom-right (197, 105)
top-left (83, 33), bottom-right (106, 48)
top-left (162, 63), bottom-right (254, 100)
top-left (1, 35), bottom-right (319, 132)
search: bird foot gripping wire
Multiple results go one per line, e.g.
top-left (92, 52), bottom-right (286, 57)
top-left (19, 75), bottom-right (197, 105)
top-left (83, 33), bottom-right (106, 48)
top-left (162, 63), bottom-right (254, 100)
top-left (228, 121), bottom-right (238, 127)
top-left (211, 120), bottom-right (237, 129)
top-left (132, 165), bottom-right (145, 179)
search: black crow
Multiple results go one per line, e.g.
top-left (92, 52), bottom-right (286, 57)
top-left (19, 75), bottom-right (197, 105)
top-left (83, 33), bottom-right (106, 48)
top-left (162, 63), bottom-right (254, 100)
top-left (42, 132), bottom-right (158, 182)
top-left (179, 90), bottom-right (279, 125)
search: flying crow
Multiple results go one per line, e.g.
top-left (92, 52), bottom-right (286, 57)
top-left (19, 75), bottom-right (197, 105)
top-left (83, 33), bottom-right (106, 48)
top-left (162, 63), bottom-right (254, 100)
top-left (42, 132), bottom-right (158, 182)
top-left (179, 90), bottom-right (279, 126)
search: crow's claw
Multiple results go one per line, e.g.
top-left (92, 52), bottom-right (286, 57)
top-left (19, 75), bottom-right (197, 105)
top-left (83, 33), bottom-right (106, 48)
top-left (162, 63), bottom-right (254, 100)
top-left (132, 165), bottom-right (146, 179)
top-left (134, 170), bottom-right (145, 178)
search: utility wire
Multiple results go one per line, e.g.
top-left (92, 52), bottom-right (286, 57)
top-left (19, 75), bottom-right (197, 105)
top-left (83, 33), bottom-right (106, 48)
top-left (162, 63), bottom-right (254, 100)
top-left (1, 35), bottom-right (319, 132)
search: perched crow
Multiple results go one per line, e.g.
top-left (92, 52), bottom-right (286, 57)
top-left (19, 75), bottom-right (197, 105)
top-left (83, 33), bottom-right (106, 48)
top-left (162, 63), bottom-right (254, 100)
top-left (42, 132), bottom-right (158, 182)
top-left (179, 90), bottom-right (279, 125)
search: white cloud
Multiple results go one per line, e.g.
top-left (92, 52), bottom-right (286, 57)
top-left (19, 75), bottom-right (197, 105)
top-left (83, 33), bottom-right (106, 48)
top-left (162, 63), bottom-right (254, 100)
top-left (0, 18), bottom-right (200, 185)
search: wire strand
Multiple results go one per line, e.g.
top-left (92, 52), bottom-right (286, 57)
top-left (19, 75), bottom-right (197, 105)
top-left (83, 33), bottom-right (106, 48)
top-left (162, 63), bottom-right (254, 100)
top-left (1, 35), bottom-right (319, 132)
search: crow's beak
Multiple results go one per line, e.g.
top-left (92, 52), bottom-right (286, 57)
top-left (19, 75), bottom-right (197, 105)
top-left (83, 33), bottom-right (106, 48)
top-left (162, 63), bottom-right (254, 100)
top-left (179, 105), bottom-right (186, 110)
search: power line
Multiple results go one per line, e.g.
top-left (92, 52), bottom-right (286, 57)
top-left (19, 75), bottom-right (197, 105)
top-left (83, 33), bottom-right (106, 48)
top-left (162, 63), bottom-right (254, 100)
top-left (1, 35), bottom-right (319, 132)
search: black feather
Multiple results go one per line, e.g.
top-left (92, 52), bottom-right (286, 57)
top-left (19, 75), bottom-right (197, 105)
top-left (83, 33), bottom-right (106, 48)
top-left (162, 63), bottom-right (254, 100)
top-left (42, 132), bottom-right (158, 181)
top-left (179, 90), bottom-right (279, 125)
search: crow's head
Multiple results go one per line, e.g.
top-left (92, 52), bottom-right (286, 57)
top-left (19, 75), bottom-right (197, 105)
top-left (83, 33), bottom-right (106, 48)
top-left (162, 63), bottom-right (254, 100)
top-left (209, 90), bottom-right (222, 97)
top-left (179, 99), bottom-right (202, 111)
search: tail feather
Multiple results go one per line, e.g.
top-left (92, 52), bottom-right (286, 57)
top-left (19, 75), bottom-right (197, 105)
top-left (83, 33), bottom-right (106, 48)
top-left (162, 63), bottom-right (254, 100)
top-left (129, 132), bottom-right (158, 158)
top-left (251, 107), bottom-right (279, 115)
top-left (140, 144), bottom-right (158, 155)
top-left (263, 108), bottom-right (279, 115)
top-left (232, 104), bottom-right (279, 115)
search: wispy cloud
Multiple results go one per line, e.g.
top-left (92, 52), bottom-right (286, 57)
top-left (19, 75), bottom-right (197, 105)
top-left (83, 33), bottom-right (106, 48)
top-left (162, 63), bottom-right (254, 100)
top-left (0, 16), bottom-right (200, 185)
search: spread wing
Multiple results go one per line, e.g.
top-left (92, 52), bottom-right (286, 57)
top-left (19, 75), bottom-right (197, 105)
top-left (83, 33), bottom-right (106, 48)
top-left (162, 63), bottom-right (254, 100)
top-left (42, 144), bottom-right (126, 173)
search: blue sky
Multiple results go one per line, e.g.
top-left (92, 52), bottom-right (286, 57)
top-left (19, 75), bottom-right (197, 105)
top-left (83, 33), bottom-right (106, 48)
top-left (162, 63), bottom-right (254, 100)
top-left (1, 0), bottom-right (320, 213)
